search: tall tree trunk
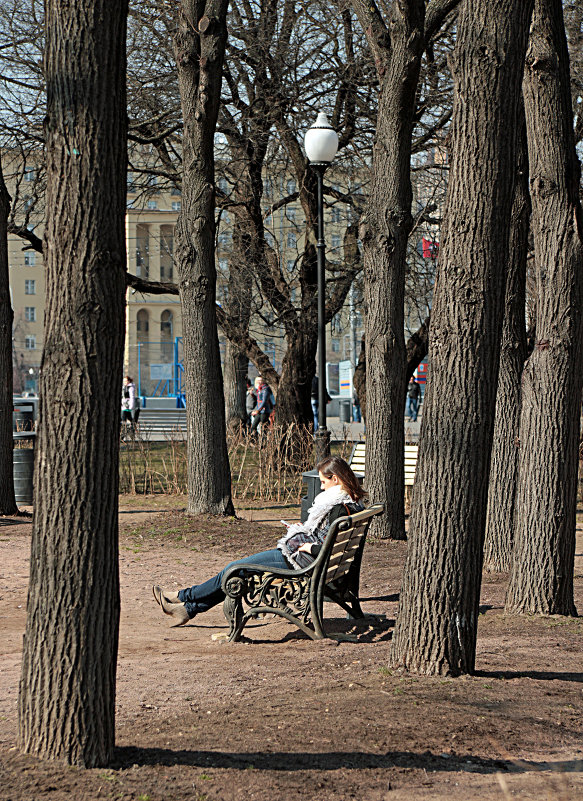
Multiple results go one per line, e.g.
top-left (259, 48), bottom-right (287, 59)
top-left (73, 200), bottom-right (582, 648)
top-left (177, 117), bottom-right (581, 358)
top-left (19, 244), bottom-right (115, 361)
top-left (506, 0), bottom-right (583, 616)
top-left (223, 343), bottom-right (248, 430)
top-left (18, 0), bottom-right (128, 765)
top-left (391, 0), bottom-right (534, 675)
top-left (352, 0), bottom-right (426, 540)
top-left (0, 156), bottom-right (17, 515)
top-left (483, 113), bottom-right (530, 572)
top-left (275, 334), bottom-right (316, 428)
top-left (174, 0), bottom-right (234, 515)
top-left (223, 216), bottom-right (255, 430)
top-left (352, 319), bottom-right (430, 425)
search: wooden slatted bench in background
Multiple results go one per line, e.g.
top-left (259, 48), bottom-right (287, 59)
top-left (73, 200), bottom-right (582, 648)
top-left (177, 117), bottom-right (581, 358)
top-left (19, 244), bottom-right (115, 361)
top-left (349, 441), bottom-right (419, 487)
top-left (221, 504), bottom-right (385, 642)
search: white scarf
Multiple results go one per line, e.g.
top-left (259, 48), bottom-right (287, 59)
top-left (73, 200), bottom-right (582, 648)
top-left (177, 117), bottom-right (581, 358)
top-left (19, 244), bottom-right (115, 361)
top-left (276, 485), bottom-right (352, 567)
top-left (289, 484), bottom-right (351, 537)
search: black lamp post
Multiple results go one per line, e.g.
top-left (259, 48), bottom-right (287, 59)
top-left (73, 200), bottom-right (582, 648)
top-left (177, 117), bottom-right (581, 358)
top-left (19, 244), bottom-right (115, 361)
top-left (304, 111), bottom-right (338, 464)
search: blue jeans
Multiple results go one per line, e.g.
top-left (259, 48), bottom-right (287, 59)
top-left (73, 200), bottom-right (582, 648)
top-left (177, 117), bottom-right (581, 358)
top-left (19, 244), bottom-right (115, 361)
top-left (311, 399), bottom-right (319, 430)
top-left (178, 548), bottom-right (291, 618)
top-left (406, 397), bottom-right (419, 422)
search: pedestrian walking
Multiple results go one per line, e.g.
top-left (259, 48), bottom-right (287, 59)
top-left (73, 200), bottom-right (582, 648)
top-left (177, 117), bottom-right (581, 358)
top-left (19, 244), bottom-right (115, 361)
top-left (406, 376), bottom-right (421, 422)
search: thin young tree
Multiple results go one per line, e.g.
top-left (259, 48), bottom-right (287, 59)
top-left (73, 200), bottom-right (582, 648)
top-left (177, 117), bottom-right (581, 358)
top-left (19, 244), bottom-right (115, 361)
top-left (391, 0), bottom-right (534, 675)
top-left (506, 0), bottom-right (583, 616)
top-left (0, 154), bottom-right (17, 515)
top-left (17, 0), bottom-right (128, 766)
top-left (174, 0), bottom-right (234, 515)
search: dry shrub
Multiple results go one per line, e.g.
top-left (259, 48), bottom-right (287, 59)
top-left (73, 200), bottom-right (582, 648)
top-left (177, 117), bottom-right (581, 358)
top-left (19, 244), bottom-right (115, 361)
top-left (118, 421), bottom-right (360, 502)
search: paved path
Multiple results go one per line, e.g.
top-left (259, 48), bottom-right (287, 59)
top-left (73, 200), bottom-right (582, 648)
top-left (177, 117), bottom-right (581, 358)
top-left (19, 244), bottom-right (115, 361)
top-left (326, 415), bottom-right (421, 442)
top-left (131, 414), bottom-right (421, 443)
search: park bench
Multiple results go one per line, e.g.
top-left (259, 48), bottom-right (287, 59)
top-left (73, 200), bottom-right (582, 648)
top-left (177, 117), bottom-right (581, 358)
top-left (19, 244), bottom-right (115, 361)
top-left (221, 503), bottom-right (385, 642)
top-left (122, 408), bottom-right (187, 439)
top-left (349, 442), bottom-right (419, 488)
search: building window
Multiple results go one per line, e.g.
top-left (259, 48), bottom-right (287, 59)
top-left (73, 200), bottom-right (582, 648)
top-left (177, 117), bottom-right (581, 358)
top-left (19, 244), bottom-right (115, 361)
top-left (286, 179), bottom-right (296, 194)
top-left (287, 232), bottom-right (297, 248)
top-left (331, 207), bottom-right (341, 223)
top-left (331, 338), bottom-right (340, 353)
top-left (286, 259), bottom-right (295, 273)
top-left (136, 309), bottom-right (149, 337)
top-left (286, 206), bottom-right (296, 222)
top-left (25, 306), bottom-right (36, 322)
top-left (331, 234), bottom-right (341, 250)
top-left (160, 225), bottom-right (174, 281)
top-left (147, 200), bottom-right (158, 210)
top-left (25, 279), bottom-right (36, 294)
top-left (171, 201), bottom-right (181, 211)
top-left (160, 309), bottom-right (173, 338)
top-left (217, 178), bottom-right (228, 194)
top-left (136, 224), bottom-right (149, 278)
top-left (25, 335), bottom-right (36, 349)
top-left (218, 258), bottom-right (228, 273)
top-left (24, 166), bottom-right (35, 182)
top-left (24, 252), bottom-right (36, 266)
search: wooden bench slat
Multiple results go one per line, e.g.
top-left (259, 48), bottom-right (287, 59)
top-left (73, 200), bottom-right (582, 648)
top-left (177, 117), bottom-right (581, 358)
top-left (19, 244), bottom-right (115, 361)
top-left (350, 442), bottom-right (419, 486)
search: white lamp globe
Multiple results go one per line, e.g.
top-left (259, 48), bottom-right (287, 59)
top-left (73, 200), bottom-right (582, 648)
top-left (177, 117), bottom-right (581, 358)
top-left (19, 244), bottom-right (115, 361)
top-left (304, 112), bottom-right (338, 164)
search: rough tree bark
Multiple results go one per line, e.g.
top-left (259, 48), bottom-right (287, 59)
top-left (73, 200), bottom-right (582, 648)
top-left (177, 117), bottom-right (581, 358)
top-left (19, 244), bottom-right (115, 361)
top-left (350, 0), bottom-right (427, 539)
top-left (174, 0), bottom-right (234, 515)
top-left (506, 0), bottom-right (583, 615)
top-left (391, 0), bottom-right (534, 675)
top-left (223, 343), bottom-right (248, 430)
top-left (17, 0), bottom-right (128, 765)
top-left (0, 155), bottom-right (17, 515)
top-left (483, 112), bottom-right (530, 572)
top-left (352, 318), bottom-right (430, 424)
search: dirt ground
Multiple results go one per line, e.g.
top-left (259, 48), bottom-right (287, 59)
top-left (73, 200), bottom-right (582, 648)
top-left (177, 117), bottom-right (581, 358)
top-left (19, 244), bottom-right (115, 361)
top-left (1, 497), bottom-right (582, 801)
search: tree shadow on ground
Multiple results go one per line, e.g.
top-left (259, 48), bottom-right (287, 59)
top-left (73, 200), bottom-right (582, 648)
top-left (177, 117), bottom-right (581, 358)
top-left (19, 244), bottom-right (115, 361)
top-left (228, 614), bottom-right (395, 644)
top-left (0, 513), bottom-right (32, 526)
top-left (113, 746), bottom-right (583, 775)
top-left (475, 669), bottom-right (583, 684)
top-left (360, 593), bottom-right (399, 603)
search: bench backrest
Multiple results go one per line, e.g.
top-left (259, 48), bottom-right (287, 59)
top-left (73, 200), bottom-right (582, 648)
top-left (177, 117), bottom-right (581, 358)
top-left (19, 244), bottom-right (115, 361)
top-left (323, 504), bottom-right (384, 584)
top-left (348, 442), bottom-right (419, 486)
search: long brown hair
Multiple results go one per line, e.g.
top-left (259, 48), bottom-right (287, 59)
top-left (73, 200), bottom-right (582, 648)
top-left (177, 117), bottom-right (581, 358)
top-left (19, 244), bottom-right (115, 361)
top-left (316, 456), bottom-right (367, 502)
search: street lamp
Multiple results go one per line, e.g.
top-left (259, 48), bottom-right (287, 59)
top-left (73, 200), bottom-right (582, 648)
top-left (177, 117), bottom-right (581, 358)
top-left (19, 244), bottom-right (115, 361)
top-left (304, 111), bottom-right (338, 464)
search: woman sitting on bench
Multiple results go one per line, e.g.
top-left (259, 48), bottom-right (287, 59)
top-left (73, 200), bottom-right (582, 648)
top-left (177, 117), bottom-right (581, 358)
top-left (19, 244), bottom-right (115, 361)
top-left (152, 456), bottom-right (367, 626)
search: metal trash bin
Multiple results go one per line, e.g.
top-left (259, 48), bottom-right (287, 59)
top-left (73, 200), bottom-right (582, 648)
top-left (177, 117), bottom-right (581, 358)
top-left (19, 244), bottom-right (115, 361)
top-left (13, 431), bottom-right (36, 505)
top-left (13, 399), bottom-right (35, 431)
top-left (300, 469), bottom-right (321, 522)
top-left (300, 467), bottom-right (364, 522)
top-left (339, 399), bottom-right (351, 423)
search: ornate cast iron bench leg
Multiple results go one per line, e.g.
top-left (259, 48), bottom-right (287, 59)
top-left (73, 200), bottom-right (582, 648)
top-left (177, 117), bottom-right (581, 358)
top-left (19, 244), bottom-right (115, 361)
top-left (223, 595), bottom-right (245, 642)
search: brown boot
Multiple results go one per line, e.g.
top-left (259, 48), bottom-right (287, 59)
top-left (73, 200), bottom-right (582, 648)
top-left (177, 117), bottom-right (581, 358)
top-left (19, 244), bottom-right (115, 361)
top-left (152, 585), bottom-right (191, 626)
top-left (164, 601), bottom-right (191, 627)
top-left (152, 585), bottom-right (181, 606)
